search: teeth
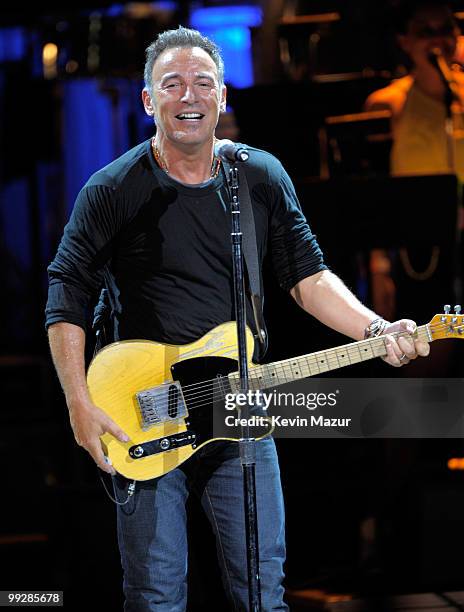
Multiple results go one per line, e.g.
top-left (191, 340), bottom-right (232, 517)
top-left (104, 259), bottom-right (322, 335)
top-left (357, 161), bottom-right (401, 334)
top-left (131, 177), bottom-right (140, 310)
top-left (177, 113), bottom-right (202, 119)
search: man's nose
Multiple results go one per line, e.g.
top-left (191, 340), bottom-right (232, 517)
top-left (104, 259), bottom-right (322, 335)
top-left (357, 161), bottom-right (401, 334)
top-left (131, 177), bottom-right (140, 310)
top-left (180, 84), bottom-right (196, 103)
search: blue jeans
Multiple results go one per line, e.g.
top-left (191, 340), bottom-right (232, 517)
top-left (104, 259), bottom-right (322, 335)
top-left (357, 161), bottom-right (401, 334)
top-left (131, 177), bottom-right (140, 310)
top-left (113, 437), bottom-right (288, 611)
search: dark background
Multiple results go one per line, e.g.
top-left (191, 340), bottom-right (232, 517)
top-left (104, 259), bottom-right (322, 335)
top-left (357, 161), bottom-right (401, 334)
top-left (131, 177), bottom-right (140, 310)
top-left (1, 1), bottom-right (464, 609)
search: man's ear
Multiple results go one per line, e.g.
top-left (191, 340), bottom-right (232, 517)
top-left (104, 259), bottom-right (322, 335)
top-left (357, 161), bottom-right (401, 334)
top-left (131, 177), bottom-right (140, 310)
top-left (142, 88), bottom-right (155, 117)
top-left (220, 85), bottom-right (227, 113)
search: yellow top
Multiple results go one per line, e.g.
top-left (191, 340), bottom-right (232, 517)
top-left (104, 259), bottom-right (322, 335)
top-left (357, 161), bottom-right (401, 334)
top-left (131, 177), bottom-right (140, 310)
top-left (390, 76), bottom-right (464, 178)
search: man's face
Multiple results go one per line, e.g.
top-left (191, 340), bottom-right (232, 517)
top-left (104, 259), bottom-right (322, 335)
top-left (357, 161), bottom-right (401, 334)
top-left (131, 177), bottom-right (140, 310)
top-left (399, 6), bottom-right (460, 68)
top-left (143, 46), bottom-right (226, 147)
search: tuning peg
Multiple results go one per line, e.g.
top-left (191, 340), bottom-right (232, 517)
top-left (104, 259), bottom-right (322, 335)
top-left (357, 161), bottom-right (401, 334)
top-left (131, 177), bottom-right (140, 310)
top-left (444, 304), bottom-right (451, 314)
top-left (454, 305), bottom-right (462, 315)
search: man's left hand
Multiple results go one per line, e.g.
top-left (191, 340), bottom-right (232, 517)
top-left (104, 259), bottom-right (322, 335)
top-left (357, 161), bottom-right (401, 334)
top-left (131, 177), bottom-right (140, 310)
top-left (381, 319), bottom-right (430, 367)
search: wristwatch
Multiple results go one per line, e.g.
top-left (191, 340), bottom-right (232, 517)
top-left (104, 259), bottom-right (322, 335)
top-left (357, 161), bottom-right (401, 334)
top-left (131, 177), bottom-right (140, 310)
top-left (364, 317), bottom-right (388, 339)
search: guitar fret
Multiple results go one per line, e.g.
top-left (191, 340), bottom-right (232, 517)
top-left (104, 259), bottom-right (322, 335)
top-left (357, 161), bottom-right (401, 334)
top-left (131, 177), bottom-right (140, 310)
top-left (308, 355), bottom-right (320, 375)
top-left (303, 356), bottom-right (313, 377)
top-left (320, 351), bottom-right (330, 372)
top-left (359, 340), bottom-right (376, 360)
top-left (350, 345), bottom-right (361, 362)
top-left (336, 347), bottom-right (351, 366)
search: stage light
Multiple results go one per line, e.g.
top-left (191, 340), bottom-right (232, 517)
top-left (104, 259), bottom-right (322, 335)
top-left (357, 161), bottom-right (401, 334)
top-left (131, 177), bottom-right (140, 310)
top-left (0, 27), bottom-right (26, 62)
top-left (42, 42), bottom-right (58, 79)
top-left (448, 457), bottom-right (464, 470)
top-left (190, 5), bottom-right (262, 88)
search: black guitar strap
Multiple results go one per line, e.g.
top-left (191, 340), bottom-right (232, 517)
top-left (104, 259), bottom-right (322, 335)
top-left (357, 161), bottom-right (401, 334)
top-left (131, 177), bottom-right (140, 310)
top-left (221, 159), bottom-right (268, 359)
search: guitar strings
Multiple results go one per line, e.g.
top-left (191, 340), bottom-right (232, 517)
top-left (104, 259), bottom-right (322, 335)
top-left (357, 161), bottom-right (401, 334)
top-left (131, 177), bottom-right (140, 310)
top-left (172, 328), bottom-right (431, 396)
top-left (148, 325), bottom-right (437, 405)
top-left (136, 322), bottom-right (462, 418)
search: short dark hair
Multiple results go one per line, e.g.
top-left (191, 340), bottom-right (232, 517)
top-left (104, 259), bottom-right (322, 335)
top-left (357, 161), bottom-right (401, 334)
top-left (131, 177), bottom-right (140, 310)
top-left (393, 0), bottom-right (456, 34)
top-left (144, 26), bottom-right (225, 91)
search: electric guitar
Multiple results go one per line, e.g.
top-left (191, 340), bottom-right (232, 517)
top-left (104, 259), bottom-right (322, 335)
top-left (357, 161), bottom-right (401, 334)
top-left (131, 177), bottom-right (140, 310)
top-left (86, 309), bottom-right (463, 481)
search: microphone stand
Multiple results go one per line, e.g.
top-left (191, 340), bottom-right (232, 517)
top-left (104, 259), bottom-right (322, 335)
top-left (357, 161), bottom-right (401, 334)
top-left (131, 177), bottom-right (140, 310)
top-left (429, 50), bottom-right (463, 303)
top-left (228, 163), bottom-right (262, 612)
top-left (444, 81), bottom-right (455, 172)
top-left (430, 50), bottom-right (459, 170)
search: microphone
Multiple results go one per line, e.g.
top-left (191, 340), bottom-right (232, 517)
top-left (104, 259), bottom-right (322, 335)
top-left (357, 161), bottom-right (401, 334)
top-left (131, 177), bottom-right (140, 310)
top-left (215, 139), bottom-right (249, 162)
top-left (428, 47), bottom-right (454, 83)
top-left (427, 47), bottom-right (459, 106)
top-left (428, 46), bottom-right (442, 68)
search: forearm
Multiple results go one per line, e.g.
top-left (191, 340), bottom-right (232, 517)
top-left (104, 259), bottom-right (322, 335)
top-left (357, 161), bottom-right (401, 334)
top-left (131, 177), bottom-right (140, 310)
top-left (290, 269), bottom-right (379, 340)
top-left (47, 321), bottom-right (126, 474)
top-left (47, 321), bottom-right (91, 407)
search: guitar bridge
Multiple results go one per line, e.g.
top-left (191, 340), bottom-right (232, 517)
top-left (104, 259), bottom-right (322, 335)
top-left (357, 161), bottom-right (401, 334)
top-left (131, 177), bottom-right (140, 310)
top-left (136, 381), bottom-right (187, 430)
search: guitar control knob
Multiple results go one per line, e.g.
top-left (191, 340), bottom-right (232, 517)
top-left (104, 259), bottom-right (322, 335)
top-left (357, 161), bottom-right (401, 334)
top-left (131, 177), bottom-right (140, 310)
top-left (454, 304), bottom-right (462, 315)
top-left (160, 438), bottom-right (171, 450)
top-left (444, 304), bottom-right (451, 314)
top-left (133, 446), bottom-right (144, 458)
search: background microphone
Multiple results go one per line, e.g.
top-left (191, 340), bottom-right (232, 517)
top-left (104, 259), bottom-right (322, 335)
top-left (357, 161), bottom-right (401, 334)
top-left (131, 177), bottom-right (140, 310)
top-left (427, 46), bottom-right (458, 106)
top-left (428, 46), bottom-right (453, 83)
top-left (215, 139), bottom-right (249, 162)
top-left (428, 46), bottom-right (442, 69)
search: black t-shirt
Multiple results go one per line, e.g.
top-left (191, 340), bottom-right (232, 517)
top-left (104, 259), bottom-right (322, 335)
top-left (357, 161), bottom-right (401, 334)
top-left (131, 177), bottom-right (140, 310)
top-left (45, 139), bottom-right (327, 347)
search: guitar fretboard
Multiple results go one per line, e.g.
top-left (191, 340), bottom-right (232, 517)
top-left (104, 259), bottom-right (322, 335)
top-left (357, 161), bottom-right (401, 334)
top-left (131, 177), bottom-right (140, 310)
top-left (228, 325), bottom-right (432, 392)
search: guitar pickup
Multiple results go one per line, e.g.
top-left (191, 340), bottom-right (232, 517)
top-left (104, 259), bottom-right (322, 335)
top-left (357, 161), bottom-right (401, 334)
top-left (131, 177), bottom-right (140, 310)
top-left (129, 431), bottom-right (197, 460)
top-left (136, 381), bottom-right (188, 430)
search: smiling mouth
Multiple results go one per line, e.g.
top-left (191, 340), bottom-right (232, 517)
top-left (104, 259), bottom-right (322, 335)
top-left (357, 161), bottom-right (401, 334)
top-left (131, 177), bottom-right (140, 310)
top-left (175, 113), bottom-right (205, 120)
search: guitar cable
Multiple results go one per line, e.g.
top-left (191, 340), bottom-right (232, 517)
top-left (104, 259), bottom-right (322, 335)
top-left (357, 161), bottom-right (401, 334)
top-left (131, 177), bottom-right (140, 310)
top-left (98, 470), bottom-right (137, 506)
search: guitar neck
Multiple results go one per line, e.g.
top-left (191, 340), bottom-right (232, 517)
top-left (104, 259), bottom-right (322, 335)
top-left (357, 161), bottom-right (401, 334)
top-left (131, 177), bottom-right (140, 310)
top-left (229, 324), bottom-right (433, 391)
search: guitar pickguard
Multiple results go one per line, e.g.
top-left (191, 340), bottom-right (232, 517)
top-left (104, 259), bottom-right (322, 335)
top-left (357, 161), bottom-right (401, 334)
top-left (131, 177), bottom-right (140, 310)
top-left (126, 356), bottom-right (239, 463)
top-left (171, 356), bottom-right (237, 446)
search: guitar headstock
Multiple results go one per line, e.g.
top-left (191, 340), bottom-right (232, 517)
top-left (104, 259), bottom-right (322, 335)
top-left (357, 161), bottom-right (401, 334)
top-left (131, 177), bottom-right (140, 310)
top-left (428, 305), bottom-right (464, 340)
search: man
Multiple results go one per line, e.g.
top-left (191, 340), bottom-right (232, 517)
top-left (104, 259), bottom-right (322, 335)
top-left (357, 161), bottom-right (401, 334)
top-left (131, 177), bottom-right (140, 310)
top-left (46, 26), bottom-right (429, 611)
top-left (364, 0), bottom-right (464, 177)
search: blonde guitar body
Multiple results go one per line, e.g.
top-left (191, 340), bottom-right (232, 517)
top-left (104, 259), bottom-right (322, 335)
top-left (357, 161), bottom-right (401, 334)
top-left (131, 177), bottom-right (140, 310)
top-left (87, 322), bottom-right (256, 481)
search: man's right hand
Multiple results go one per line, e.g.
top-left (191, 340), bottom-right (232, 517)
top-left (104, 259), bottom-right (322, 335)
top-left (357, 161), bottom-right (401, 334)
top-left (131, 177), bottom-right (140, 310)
top-left (68, 399), bottom-right (130, 475)
top-left (47, 322), bottom-right (130, 477)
